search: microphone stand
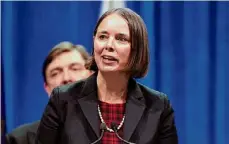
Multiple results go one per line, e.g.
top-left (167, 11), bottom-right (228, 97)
top-left (91, 123), bottom-right (106, 144)
top-left (111, 122), bottom-right (136, 144)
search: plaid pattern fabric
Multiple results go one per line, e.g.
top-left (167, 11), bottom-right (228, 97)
top-left (99, 101), bottom-right (125, 144)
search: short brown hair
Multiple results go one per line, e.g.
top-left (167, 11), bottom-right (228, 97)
top-left (42, 41), bottom-right (91, 83)
top-left (87, 8), bottom-right (149, 78)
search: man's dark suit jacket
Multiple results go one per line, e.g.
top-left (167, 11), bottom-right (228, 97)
top-left (36, 73), bottom-right (178, 144)
top-left (6, 121), bottom-right (39, 144)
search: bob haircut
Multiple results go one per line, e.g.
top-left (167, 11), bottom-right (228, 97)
top-left (87, 8), bottom-right (149, 78)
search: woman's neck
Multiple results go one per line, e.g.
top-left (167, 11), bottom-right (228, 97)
top-left (97, 71), bottom-right (129, 104)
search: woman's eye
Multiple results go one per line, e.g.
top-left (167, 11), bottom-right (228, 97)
top-left (119, 37), bottom-right (126, 41)
top-left (98, 35), bottom-right (108, 40)
top-left (116, 36), bottom-right (129, 43)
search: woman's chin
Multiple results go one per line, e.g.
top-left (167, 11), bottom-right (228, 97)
top-left (100, 68), bottom-right (117, 73)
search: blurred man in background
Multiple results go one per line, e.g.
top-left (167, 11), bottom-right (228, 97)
top-left (5, 41), bottom-right (93, 144)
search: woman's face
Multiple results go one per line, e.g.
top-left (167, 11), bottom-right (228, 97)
top-left (94, 14), bottom-right (131, 73)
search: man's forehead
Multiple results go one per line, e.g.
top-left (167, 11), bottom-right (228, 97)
top-left (46, 51), bottom-right (86, 72)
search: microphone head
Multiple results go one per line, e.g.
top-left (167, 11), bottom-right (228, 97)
top-left (100, 123), bottom-right (107, 130)
top-left (111, 122), bottom-right (118, 131)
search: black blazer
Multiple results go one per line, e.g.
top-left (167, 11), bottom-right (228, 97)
top-left (35, 73), bottom-right (178, 144)
top-left (6, 121), bottom-right (39, 144)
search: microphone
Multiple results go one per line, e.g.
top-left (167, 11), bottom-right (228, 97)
top-left (111, 122), bottom-right (136, 144)
top-left (91, 123), bottom-right (106, 144)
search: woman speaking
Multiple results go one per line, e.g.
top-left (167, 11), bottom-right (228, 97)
top-left (35, 8), bottom-right (178, 144)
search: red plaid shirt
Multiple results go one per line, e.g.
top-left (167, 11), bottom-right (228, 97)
top-left (99, 101), bottom-right (125, 144)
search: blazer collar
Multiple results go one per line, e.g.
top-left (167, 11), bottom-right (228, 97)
top-left (78, 73), bottom-right (146, 140)
top-left (78, 72), bottom-right (100, 137)
top-left (124, 78), bottom-right (146, 141)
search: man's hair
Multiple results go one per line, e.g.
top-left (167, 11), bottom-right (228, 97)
top-left (42, 41), bottom-right (91, 83)
top-left (86, 8), bottom-right (149, 78)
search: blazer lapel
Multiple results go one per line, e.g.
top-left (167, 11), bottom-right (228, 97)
top-left (77, 74), bottom-right (146, 140)
top-left (78, 73), bottom-right (100, 138)
top-left (124, 79), bottom-right (146, 141)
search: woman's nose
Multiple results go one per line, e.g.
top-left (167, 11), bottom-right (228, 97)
top-left (105, 38), bottom-right (114, 51)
